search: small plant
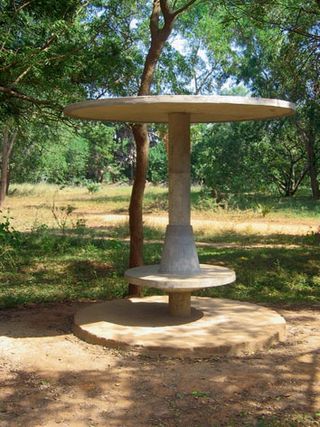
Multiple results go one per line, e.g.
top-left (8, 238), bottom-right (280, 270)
top-left (191, 390), bottom-right (210, 398)
top-left (72, 217), bottom-right (87, 235)
top-left (310, 225), bottom-right (320, 242)
top-left (86, 181), bottom-right (100, 193)
top-left (255, 203), bottom-right (272, 217)
top-left (0, 210), bottom-right (21, 270)
top-left (51, 202), bottom-right (76, 233)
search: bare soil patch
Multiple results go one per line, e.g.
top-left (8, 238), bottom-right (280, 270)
top-left (1, 302), bottom-right (319, 426)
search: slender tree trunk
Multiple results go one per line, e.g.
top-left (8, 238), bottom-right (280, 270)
top-left (297, 105), bottom-right (320, 200)
top-left (127, 0), bottom-right (198, 296)
top-left (128, 124), bottom-right (149, 296)
top-left (127, 1), bottom-right (173, 296)
top-left (6, 168), bottom-right (10, 196)
top-left (305, 138), bottom-right (320, 199)
top-left (0, 127), bottom-right (17, 208)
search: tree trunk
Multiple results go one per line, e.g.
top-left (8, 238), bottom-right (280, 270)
top-left (127, 0), bottom-right (197, 296)
top-left (6, 168), bottom-right (10, 196)
top-left (128, 124), bottom-right (149, 296)
top-left (305, 137), bottom-right (320, 199)
top-left (297, 104), bottom-right (320, 200)
top-left (127, 1), bottom-right (174, 295)
top-left (0, 127), bottom-right (17, 208)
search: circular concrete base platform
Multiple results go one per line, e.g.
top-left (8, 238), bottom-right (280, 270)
top-left (73, 296), bottom-right (286, 357)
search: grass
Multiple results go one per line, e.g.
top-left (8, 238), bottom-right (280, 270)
top-left (226, 412), bottom-right (320, 427)
top-left (0, 183), bottom-right (320, 309)
top-left (0, 231), bottom-right (129, 308)
top-left (191, 187), bottom-right (320, 219)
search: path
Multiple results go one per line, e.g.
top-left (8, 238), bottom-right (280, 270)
top-left (1, 302), bottom-right (319, 426)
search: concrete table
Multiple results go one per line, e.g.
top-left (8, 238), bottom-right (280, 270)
top-left (64, 95), bottom-right (295, 317)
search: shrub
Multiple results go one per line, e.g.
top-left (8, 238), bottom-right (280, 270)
top-left (0, 211), bottom-right (21, 270)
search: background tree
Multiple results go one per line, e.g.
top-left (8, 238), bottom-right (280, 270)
top-left (216, 0), bottom-right (320, 198)
top-left (0, 0), bottom-right (128, 204)
top-left (192, 121), bottom-right (267, 199)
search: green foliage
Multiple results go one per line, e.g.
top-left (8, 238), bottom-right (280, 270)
top-left (1, 0), bottom-right (319, 203)
top-left (0, 227), bottom-right (129, 308)
top-left (147, 142), bottom-right (168, 184)
top-left (213, 0), bottom-right (320, 196)
top-left (0, 211), bottom-right (21, 271)
top-left (51, 203), bottom-right (76, 233)
top-left (79, 123), bottom-right (129, 183)
top-left (1, 220), bottom-right (320, 308)
top-left (0, 0), bottom-right (128, 116)
top-left (258, 120), bottom-right (309, 197)
top-left (34, 126), bottom-right (89, 184)
top-left (1, 184), bottom-right (320, 308)
top-left (86, 181), bottom-right (100, 193)
top-left (193, 121), bottom-right (267, 197)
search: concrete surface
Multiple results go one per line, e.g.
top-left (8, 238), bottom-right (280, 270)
top-left (124, 264), bottom-right (236, 292)
top-left (159, 225), bottom-right (200, 275)
top-left (167, 113), bottom-right (191, 225)
top-left (169, 292), bottom-right (192, 317)
top-left (73, 296), bottom-right (287, 356)
top-left (64, 95), bottom-right (295, 123)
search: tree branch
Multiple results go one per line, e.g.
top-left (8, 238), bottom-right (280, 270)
top-left (150, 0), bottom-right (161, 37)
top-left (14, 0), bottom-right (34, 14)
top-left (0, 85), bottom-right (58, 107)
top-left (173, 0), bottom-right (198, 17)
top-left (7, 130), bottom-right (18, 159)
top-left (0, 34), bottom-right (57, 73)
top-left (160, 0), bottom-right (172, 21)
top-left (12, 64), bottom-right (33, 85)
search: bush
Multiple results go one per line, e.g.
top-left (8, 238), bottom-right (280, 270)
top-left (86, 181), bottom-right (100, 193)
top-left (0, 211), bottom-right (21, 270)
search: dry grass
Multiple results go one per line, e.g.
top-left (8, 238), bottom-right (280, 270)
top-left (4, 183), bottom-right (319, 237)
top-left (1, 183), bottom-right (320, 308)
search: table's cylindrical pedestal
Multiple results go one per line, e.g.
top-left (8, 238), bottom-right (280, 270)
top-left (159, 225), bottom-right (200, 274)
top-left (160, 113), bottom-right (200, 277)
top-left (168, 113), bottom-right (191, 226)
top-left (169, 292), bottom-right (191, 317)
top-left (124, 264), bottom-right (236, 318)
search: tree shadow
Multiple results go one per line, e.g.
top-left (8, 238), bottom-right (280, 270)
top-left (0, 293), bottom-right (319, 425)
top-left (75, 299), bottom-right (203, 327)
top-left (0, 302), bottom-right (83, 338)
top-left (0, 317), bottom-right (319, 426)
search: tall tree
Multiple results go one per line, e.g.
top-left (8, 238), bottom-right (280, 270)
top-left (215, 0), bottom-right (320, 198)
top-left (0, 0), bottom-right (126, 204)
top-left (127, 0), bottom-right (200, 296)
top-left (0, 124), bottom-right (17, 206)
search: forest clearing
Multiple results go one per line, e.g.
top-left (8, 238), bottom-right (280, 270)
top-left (1, 184), bottom-right (320, 426)
top-left (1, 0), bottom-right (319, 425)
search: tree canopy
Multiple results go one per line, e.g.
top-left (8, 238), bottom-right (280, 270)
top-left (1, 1), bottom-right (319, 213)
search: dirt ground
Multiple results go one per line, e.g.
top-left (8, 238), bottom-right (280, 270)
top-left (0, 302), bottom-right (319, 427)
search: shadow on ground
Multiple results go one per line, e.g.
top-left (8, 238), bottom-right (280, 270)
top-left (0, 302), bottom-right (319, 426)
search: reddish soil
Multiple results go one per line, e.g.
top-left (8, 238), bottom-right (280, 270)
top-left (0, 302), bottom-right (319, 427)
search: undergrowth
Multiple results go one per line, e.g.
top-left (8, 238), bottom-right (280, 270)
top-left (1, 184), bottom-right (320, 309)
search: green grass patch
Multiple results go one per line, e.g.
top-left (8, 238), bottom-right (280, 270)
top-left (1, 184), bottom-right (320, 309)
top-left (0, 222), bottom-right (319, 308)
top-left (0, 230), bottom-right (129, 308)
top-left (196, 244), bottom-right (320, 305)
top-left (191, 188), bottom-right (320, 218)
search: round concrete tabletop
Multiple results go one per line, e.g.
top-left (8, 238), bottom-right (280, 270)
top-left (64, 95), bottom-right (295, 123)
top-left (124, 264), bottom-right (236, 292)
